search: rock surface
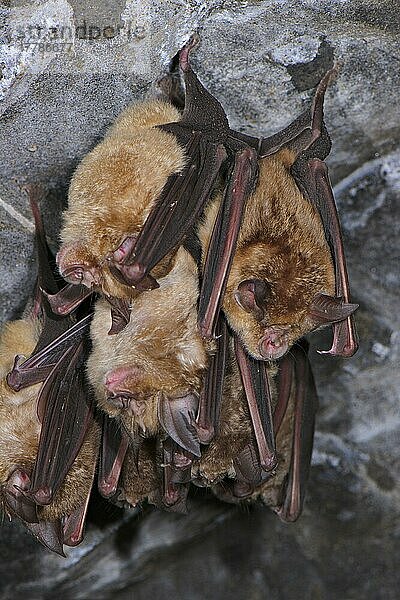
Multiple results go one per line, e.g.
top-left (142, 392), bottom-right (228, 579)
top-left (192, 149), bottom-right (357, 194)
top-left (0, 1), bottom-right (399, 599)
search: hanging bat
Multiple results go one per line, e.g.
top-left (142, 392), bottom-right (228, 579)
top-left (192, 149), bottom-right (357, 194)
top-left (51, 34), bottom-right (258, 341)
top-left (199, 336), bottom-right (318, 522)
top-left (2, 188), bottom-right (100, 554)
top-left (87, 246), bottom-right (208, 509)
top-left (10, 35), bottom-right (359, 539)
top-left (51, 98), bottom-right (186, 319)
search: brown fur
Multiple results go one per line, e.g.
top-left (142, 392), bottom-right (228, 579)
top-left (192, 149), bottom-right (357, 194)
top-left (87, 247), bottom-right (208, 439)
top-left (198, 149), bottom-right (335, 359)
top-left (198, 350), bottom-right (253, 483)
top-left (118, 440), bottom-right (159, 508)
top-left (199, 345), bottom-right (277, 485)
top-left (58, 100), bottom-right (185, 299)
top-left (0, 318), bottom-right (100, 522)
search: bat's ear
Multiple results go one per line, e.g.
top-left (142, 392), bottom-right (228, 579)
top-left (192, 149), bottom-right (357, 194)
top-left (234, 279), bottom-right (271, 321)
top-left (309, 293), bottom-right (358, 328)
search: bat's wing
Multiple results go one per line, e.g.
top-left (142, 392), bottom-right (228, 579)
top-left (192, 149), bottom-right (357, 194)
top-left (228, 109), bottom-right (312, 157)
top-left (273, 339), bottom-right (318, 522)
top-left (26, 188), bottom-right (75, 345)
top-left (230, 71), bottom-right (358, 356)
top-left (44, 283), bottom-right (94, 317)
top-left (160, 437), bottom-right (191, 513)
top-left (292, 154), bottom-right (358, 355)
top-left (195, 315), bottom-right (228, 443)
top-left (25, 520), bottom-right (65, 557)
top-left (158, 391), bottom-right (201, 457)
top-left (2, 469), bottom-right (66, 555)
top-left (27, 340), bottom-right (95, 506)
top-left (27, 186), bottom-right (60, 298)
top-left (63, 461), bottom-right (96, 547)
top-left (98, 414), bottom-right (130, 499)
top-left (7, 188), bottom-right (92, 392)
top-left (105, 297), bottom-right (131, 335)
top-left (234, 336), bottom-right (276, 472)
top-left (232, 441), bottom-right (265, 498)
top-left (228, 72), bottom-right (331, 159)
top-left (197, 147), bottom-right (259, 339)
top-left (290, 73), bottom-right (358, 356)
top-left (3, 469), bottom-right (39, 524)
top-left (7, 314), bottom-right (91, 391)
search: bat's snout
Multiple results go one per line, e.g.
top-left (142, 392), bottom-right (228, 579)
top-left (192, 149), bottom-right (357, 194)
top-left (259, 327), bottom-right (289, 360)
top-left (56, 245), bottom-right (100, 288)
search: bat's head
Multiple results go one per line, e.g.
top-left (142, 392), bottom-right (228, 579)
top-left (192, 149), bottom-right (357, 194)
top-left (89, 316), bottom-right (207, 438)
top-left (224, 239), bottom-right (356, 360)
top-left (57, 100), bottom-right (186, 303)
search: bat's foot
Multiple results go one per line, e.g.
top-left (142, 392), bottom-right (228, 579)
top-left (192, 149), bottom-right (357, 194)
top-left (199, 435), bottom-right (247, 483)
top-left (179, 33), bottom-right (200, 72)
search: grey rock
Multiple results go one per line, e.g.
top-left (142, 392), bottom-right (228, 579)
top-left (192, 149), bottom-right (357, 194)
top-left (0, 1), bottom-right (399, 599)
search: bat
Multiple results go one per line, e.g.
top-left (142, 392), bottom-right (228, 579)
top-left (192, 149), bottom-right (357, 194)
top-left (1, 35), bottom-right (360, 552)
top-left (196, 74), bottom-right (358, 362)
top-left (200, 337), bottom-right (318, 522)
top-left (51, 98), bottom-right (187, 319)
top-left (86, 246), bottom-right (208, 509)
top-left (1, 187), bottom-right (100, 554)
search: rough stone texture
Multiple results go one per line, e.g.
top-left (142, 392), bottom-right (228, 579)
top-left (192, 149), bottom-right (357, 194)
top-left (0, 1), bottom-right (399, 599)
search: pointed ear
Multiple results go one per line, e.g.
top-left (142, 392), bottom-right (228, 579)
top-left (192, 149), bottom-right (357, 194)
top-left (309, 293), bottom-right (358, 328)
top-left (234, 279), bottom-right (271, 321)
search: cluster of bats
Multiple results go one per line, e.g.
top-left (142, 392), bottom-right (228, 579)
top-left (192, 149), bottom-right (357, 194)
top-left (0, 36), bottom-right (358, 555)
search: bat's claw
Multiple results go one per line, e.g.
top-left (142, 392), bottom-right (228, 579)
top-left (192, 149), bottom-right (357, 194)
top-left (194, 422), bottom-right (215, 444)
top-left (44, 283), bottom-right (93, 315)
top-left (179, 33), bottom-right (200, 72)
top-left (6, 355), bottom-right (25, 391)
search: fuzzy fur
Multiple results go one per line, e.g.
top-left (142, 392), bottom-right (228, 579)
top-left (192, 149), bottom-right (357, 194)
top-left (0, 317), bottom-right (100, 522)
top-left (87, 247), bottom-right (208, 439)
top-left (199, 344), bottom-right (278, 485)
top-left (118, 441), bottom-right (159, 508)
top-left (198, 149), bottom-right (335, 359)
top-left (58, 100), bottom-right (185, 299)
